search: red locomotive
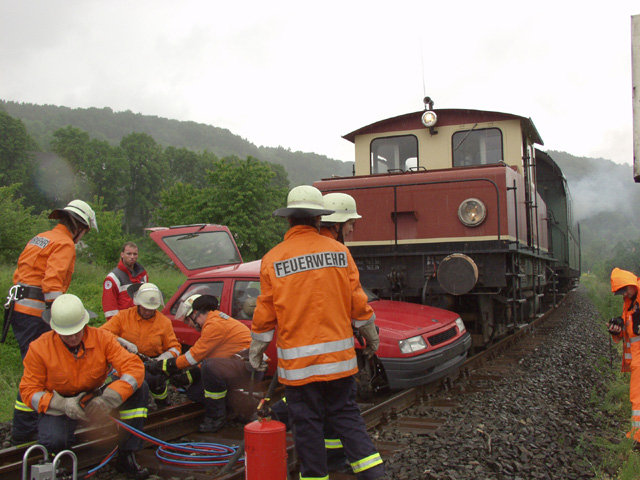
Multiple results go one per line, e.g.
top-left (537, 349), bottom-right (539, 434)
top-left (314, 98), bottom-right (580, 348)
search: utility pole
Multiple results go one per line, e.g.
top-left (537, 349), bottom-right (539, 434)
top-left (633, 14), bottom-right (640, 181)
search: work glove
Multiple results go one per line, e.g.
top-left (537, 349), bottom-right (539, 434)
top-left (48, 391), bottom-right (88, 421)
top-left (170, 368), bottom-right (201, 389)
top-left (608, 317), bottom-right (624, 336)
top-left (249, 338), bottom-right (270, 371)
top-left (85, 388), bottom-right (123, 423)
top-left (155, 351), bottom-right (175, 361)
top-left (116, 337), bottom-right (138, 354)
top-left (146, 357), bottom-right (181, 376)
top-left (633, 309), bottom-right (640, 336)
top-left (358, 322), bottom-right (380, 358)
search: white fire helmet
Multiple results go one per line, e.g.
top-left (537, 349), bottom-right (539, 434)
top-left (175, 294), bottom-right (201, 320)
top-left (133, 283), bottom-right (164, 310)
top-left (321, 193), bottom-right (362, 224)
top-left (49, 199), bottom-right (99, 232)
top-left (49, 294), bottom-right (90, 336)
top-left (273, 185), bottom-right (335, 218)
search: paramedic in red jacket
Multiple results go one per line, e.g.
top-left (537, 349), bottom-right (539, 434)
top-left (19, 294), bottom-right (150, 479)
top-left (609, 267), bottom-right (640, 445)
top-left (100, 283), bottom-right (180, 407)
top-left (249, 185), bottom-right (384, 480)
top-left (9, 199), bottom-right (97, 444)
top-left (102, 242), bottom-right (148, 320)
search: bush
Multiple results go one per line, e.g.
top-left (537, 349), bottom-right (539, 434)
top-left (0, 184), bottom-right (51, 263)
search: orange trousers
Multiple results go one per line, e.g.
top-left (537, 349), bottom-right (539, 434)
top-left (629, 366), bottom-right (640, 442)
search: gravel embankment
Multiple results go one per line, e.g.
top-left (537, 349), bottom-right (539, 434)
top-left (377, 287), bottom-right (624, 480)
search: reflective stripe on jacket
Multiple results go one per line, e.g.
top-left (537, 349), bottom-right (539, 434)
top-left (252, 225), bottom-right (375, 386)
top-left (20, 326), bottom-right (145, 413)
top-left (177, 311), bottom-right (251, 369)
top-left (12, 224), bottom-right (76, 317)
top-left (100, 306), bottom-right (180, 359)
top-left (102, 260), bottom-right (148, 319)
top-left (610, 268), bottom-right (640, 372)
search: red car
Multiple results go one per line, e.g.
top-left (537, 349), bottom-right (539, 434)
top-left (149, 224), bottom-right (471, 396)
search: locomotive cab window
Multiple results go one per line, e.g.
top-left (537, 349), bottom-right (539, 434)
top-left (452, 128), bottom-right (503, 167)
top-left (370, 135), bottom-right (418, 174)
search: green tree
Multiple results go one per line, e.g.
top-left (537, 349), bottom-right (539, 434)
top-left (79, 197), bottom-right (127, 267)
top-left (120, 133), bottom-right (168, 233)
top-left (0, 184), bottom-right (51, 263)
top-left (164, 147), bottom-right (218, 188)
top-left (155, 156), bottom-right (289, 260)
top-left (0, 112), bottom-right (47, 211)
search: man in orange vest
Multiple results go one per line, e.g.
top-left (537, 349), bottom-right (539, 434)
top-left (100, 283), bottom-right (180, 407)
top-left (7, 199), bottom-right (97, 444)
top-left (147, 294), bottom-right (257, 432)
top-left (19, 294), bottom-right (150, 479)
top-left (249, 185), bottom-right (384, 480)
top-left (610, 267), bottom-right (640, 446)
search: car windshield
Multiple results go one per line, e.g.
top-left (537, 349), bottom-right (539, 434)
top-left (161, 231), bottom-right (242, 270)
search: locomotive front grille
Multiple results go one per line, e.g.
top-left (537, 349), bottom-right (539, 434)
top-left (428, 327), bottom-right (457, 346)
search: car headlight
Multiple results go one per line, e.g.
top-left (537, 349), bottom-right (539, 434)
top-left (399, 335), bottom-right (428, 354)
top-left (458, 198), bottom-right (486, 227)
top-left (455, 317), bottom-right (466, 333)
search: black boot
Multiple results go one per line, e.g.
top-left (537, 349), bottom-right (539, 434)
top-left (198, 416), bottom-right (226, 433)
top-left (115, 451), bottom-right (149, 480)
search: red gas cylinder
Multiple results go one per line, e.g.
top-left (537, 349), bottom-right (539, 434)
top-left (244, 418), bottom-right (287, 480)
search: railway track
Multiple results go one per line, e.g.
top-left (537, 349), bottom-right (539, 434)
top-left (1, 293), bottom-right (567, 480)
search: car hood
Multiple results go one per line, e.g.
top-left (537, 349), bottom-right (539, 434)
top-left (370, 299), bottom-right (460, 338)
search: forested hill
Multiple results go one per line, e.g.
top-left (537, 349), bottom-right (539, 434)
top-left (545, 149), bottom-right (640, 272)
top-left (0, 100), bottom-right (353, 186)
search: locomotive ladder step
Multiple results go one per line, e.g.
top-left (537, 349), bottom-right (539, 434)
top-left (505, 273), bottom-right (526, 278)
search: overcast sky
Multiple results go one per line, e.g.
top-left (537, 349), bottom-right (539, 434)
top-left (1, 1), bottom-right (638, 166)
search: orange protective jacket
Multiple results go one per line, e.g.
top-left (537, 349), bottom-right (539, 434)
top-left (610, 268), bottom-right (640, 372)
top-left (100, 306), bottom-right (181, 359)
top-left (177, 310), bottom-right (251, 369)
top-left (13, 224), bottom-right (76, 317)
top-left (20, 326), bottom-right (145, 413)
top-left (252, 225), bottom-right (375, 386)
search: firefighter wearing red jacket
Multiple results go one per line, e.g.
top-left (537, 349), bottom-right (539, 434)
top-left (102, 242), bottom-right (148, 320)
top-left (7, 199), bottom-right (97, 444)
top-left (609, 267), bottom-right (640, 445)
top-left (100, 283), bottom-right (180, 407)
top-left (249, 185), bottom-right (384, 480)
top-left (147, 294), bottom-right (256, 433)
top-left (19, 294), bottom-right (150, 479)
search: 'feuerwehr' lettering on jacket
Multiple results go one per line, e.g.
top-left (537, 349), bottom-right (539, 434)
top-left (274, 251), bottom-right (348, 278)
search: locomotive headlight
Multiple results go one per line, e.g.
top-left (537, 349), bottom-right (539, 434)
top-left (458, 198), bottom-right (487, 227)
top-left (399, 335), bottom-right (428, 354)
top-left (421, 110), bottom-right (438, 128)
top-left (455, 317), bottom-right (466, 333)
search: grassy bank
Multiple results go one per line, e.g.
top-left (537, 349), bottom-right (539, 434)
top-left (0, 261), bottom-right (185, 422)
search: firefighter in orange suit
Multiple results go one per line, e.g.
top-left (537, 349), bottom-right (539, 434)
top-left (319, 192), bottom-right (362, 243)
top-left (146, 294), bottom-right (256, 433)
top-left (249, 185), bottom-right (384, 480)
top-left (609, 267), bottom-right (640, 445)
top-left (7, 199), bottom-right (97, 444)
top-left (100, 283), bottom-right (180, 407)
top-left (19, 294), bottom-right (150, 479)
